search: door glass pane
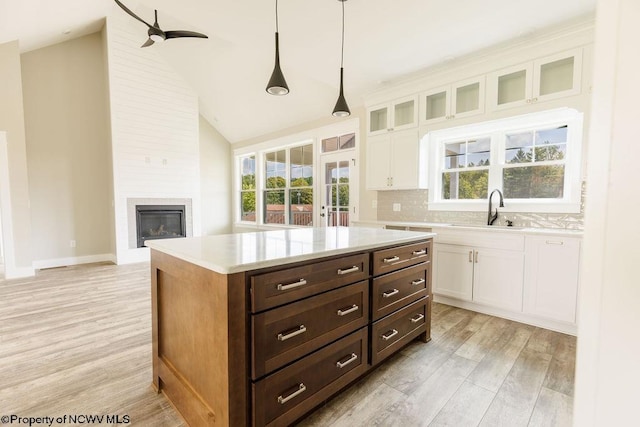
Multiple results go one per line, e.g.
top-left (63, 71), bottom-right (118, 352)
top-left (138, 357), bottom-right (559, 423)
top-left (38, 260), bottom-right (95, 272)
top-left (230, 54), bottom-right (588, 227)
top-left (339, 133), bottom-right (356, 149)
top-left (503, 165), bottom-right (565, 198)
top-left (337, 161), bottom-right (350, 226)
top-left (322, 137), bottom-right (338, 153)
top-left (265, 150), bottom-right (286, 188)
top-left (442, 170), bottom-right (488, 200)
top-left (455, 82), bottom-right (480, 114)
top-left (263, 190), bottom-right (285, 224)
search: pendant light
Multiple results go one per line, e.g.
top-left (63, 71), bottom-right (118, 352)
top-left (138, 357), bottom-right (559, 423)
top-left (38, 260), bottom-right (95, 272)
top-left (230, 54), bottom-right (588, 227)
top-left (266, 0), bottom-right (289, 95)
top-left (332, 0), bottom-right (350, 117)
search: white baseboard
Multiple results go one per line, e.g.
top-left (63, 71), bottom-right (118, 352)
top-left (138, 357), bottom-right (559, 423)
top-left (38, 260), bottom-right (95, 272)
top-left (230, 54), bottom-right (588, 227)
top-left (4, 265), bottom-right (36, 279)
top-left (116, 247), bottom-right (150, 265)
top-left (433, 294), bottom-right (577, 336)
top-left (33, 253), bottom-right (116, 270)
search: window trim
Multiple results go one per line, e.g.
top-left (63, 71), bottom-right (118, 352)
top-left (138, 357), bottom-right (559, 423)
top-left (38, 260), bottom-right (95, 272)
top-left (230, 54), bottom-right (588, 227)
top-left (427, 108), bottom-right (584, 213)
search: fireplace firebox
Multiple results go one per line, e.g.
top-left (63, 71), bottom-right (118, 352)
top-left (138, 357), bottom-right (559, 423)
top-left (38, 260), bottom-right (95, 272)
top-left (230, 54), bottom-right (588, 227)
top-left (136, 205), bottom-right (186, 248)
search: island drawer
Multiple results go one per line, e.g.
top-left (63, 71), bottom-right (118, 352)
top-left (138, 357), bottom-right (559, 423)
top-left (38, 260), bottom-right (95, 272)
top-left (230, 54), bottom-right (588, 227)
top-left (253, 327), bottom-right (368, 427)
top-left (372, 240), bottom-right (432, 276)
top-left (372, 263), bottom-right (429, 321)
top-left (371, 297), bottom-right (428, 366)
top-left (252, 280), bottom-right (369, 379)
top-left (251, 253), bottom-right (369, 312)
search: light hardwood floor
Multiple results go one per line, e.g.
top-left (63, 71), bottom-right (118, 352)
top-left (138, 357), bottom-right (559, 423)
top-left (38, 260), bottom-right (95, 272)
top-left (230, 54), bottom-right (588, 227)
top-left (0, 262), bottom-right (575, 426)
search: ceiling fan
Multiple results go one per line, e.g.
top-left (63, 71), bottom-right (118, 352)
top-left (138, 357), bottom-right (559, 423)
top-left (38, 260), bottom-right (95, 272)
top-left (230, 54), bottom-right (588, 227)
top-left (114, 0), bottom-right (208, 48)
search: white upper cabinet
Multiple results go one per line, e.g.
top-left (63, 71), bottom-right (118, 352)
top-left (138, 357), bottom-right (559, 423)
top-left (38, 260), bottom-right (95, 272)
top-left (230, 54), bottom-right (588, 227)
top-left (487, 48), bottom-right (583, 111)
top-left (420, 76), bottom-right (485, 125)
top-left (366, 129), bottom-right (427, 190)
top-left (367, 95), bottom-right (418, 136)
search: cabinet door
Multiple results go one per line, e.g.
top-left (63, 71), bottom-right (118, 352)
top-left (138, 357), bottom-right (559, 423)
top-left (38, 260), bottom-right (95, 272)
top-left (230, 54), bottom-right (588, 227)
top-left (523, 236), bottom-right (580, 323)
top-left (533, 48), bottom-right (583, 102)
top-left (487, 62), bottom-right (533, 111)
top-left (451, 76), bottom-right (485, 119)
top-left (420, 86), bottom-right (450, 124)
top-left (390, 129), bottom-right (419, 189)
top-left (366, 135), bottom-right (392, 190)
top-left (367, 103), bottom-right (390, 136)
top-left (390, 95), bottom-right (418, 131)
top-left (433, 243), bottom-right (473, 301)
top-left (473, 248), bottom-right (524, 312)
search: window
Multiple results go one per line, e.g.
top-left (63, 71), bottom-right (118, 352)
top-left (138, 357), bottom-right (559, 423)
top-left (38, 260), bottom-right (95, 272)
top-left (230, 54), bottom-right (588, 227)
top-left (239, 155), bottom-right (256, 222)
top-left (321, 132), bottom-right (355, 153)
top-left (429, 108), bottom-right (583, 213)
top-left (289, 144), bottom-right (314, 226)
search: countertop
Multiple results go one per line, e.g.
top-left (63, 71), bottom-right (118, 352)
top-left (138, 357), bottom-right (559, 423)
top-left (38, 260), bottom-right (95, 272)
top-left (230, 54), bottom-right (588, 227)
top-left (145, 226), bottom-right (435, 274)
top-left (352, 220), bottom-right (584, 238)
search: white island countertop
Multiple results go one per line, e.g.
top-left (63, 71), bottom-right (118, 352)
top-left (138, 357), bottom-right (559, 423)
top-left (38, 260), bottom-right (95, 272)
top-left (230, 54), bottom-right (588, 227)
top-left (145, 226), bottom-right (435, 274)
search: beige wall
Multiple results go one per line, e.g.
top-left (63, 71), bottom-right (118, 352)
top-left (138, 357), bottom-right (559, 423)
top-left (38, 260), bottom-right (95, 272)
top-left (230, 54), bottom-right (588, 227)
top-left (0, 40), bottom-right (33, 276)
top-left (21, 32), bottom-right (112, 264)
top-left (574, 0), bottom-right (640, 424)
top-left (199, 115), bottom-right (232, 235)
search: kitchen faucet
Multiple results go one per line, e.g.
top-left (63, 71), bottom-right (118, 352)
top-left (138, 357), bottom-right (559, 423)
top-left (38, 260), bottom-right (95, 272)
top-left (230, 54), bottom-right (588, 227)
top-left (487, 189), bottom-right (504, 225)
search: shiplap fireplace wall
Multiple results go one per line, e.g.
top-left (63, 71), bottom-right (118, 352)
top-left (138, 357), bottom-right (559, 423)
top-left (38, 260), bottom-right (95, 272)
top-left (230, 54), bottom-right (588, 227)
top-left (106, 14), bottom-right (201, 264)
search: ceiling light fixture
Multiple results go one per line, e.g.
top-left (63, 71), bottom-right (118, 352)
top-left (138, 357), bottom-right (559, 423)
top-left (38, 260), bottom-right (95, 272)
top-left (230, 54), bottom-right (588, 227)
top-left (266, 0), bottom-right (289, 95)
top-left (332, 0), bottom-right (350, 117)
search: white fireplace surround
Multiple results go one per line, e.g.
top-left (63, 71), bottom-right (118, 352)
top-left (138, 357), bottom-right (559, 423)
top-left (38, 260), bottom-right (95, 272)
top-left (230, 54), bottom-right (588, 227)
top-left (127, 198), bottom-right (193, 249)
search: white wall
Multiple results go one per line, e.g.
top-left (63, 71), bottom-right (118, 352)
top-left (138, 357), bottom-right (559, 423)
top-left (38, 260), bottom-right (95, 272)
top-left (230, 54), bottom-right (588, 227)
top-left (199, 115), bottom-right (232, 235)
top-left (105, 14), bottom-right (201, 264)
top-left (21, 32), bottom-right (113, 268)
top-left (0, 40), bottom-right (34, 278)
top-left (573, 0), bottom-right (640, 424)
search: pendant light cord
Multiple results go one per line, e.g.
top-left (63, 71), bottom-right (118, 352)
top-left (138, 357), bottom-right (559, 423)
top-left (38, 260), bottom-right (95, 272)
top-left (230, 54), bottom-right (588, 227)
top-left (340, 0), bottom-right (345, 68)
top-left (275, 0), bottom-right (279, 32)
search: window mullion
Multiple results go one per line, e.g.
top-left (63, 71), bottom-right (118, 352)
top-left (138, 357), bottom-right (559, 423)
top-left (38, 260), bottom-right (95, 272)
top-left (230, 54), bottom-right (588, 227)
top-left (487, 132), bottom-right (502, 194)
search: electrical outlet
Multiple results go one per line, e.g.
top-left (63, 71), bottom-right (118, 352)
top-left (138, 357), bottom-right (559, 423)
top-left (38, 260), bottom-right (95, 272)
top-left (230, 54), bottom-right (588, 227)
top-left (372, 199), bottom-right (378, 209)
top-left (393, 203), bottom-right (401, 212)
top-left (70, 240), bottom-right (76, 248)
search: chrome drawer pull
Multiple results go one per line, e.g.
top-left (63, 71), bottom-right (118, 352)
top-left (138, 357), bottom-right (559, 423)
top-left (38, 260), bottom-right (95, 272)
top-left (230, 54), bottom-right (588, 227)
top-left (411, 314), bottom-right (425, 324)
top-left (277, 278), bottom-right (307, 291)
top-left (277, 325), bottom-right (307, 341)
top-left (412, 249), bottom-right (427, 256)
top-left (381, 329), bottom-right (399, 341)
top-left (411, 278), bottom-right (426, 286)
top-left (277, 383), bottom-right (307, 404)
top-left (337, 265), bottom-right (359, 275)
top-left (336, 353), bottom-right (358, 369)
top-left (337, 304), bottom-right (359, 316)
top-left (383, 256), bottom-right (400, 263)
top-left (382, 289), bottom-right (400, 298)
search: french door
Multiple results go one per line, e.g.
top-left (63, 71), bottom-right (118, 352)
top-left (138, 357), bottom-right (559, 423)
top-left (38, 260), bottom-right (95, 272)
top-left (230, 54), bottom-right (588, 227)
top-left (319, 151), bottom-right (356, 227)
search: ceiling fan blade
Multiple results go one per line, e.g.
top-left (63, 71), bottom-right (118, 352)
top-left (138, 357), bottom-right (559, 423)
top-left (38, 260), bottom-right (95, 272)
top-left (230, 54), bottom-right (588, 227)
top-left (114, 0), bottom-right (153, 28)
top-left (165, 30), bottom-right (209, 40)
top-left (141, 38), bottom-right (155, 48)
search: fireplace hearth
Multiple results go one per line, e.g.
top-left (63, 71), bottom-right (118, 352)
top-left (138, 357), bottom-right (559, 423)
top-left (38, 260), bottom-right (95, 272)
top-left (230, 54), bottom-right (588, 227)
top-left (136, 205), bottom-right (186, 248)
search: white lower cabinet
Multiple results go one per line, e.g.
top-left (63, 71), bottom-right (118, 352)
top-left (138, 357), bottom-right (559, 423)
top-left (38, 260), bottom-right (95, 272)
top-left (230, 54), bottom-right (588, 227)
top-left (523, 235), bottom-right (581, 323)
top-left (434, 242), bottom-right (524, 311)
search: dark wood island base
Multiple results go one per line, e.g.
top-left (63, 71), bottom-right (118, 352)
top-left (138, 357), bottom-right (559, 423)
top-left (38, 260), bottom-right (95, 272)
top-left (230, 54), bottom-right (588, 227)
top-left (150, 236), bottom-right (433, 426)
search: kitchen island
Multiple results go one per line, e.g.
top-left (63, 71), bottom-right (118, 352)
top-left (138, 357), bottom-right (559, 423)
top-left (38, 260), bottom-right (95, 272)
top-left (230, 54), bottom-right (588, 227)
top-left (146, 227), bottom-right (435, 426)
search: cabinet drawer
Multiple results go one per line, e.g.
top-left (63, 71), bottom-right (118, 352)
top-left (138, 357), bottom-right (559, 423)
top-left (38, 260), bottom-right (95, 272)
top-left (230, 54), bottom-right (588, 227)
top-left (371, 297), bottom-right (428, 365)
top-left (372, 240), bottom-right (431, 276)
top-left (252, 281), bottom-right (369, 379)
top-left (251, 253), bottom-right (369, 312)
top-left (253, 328), bottom-right (368, 427)
top-left (372, 263), bottom-right (429, 321)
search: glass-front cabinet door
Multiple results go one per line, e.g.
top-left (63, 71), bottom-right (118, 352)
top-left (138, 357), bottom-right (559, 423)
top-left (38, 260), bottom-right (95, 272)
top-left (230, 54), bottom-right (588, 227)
top-left (367, 96), bottom-right (417, 135)
top-left (488, 48), bottom-right (582, 111)
top-left (368, 104), bottom-right (389, 136)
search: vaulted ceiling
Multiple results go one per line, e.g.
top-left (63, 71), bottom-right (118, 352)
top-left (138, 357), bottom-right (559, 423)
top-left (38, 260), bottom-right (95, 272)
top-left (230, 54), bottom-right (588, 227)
top-left (0, 0), bottom-right (597, 143)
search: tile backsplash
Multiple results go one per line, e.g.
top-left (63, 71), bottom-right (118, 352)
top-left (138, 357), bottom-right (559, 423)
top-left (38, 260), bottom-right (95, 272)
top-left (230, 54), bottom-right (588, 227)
top-left (376, 183), bottom-right (585, 230)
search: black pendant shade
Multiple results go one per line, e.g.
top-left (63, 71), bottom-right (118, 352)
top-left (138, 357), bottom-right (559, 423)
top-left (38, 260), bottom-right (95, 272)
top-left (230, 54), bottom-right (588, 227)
top-left (266, 1), bottom-right (289, 96)
top-left (332, 0), bottom-right (350, 117)
top-left (332, 67), bottom-right (350, 117)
